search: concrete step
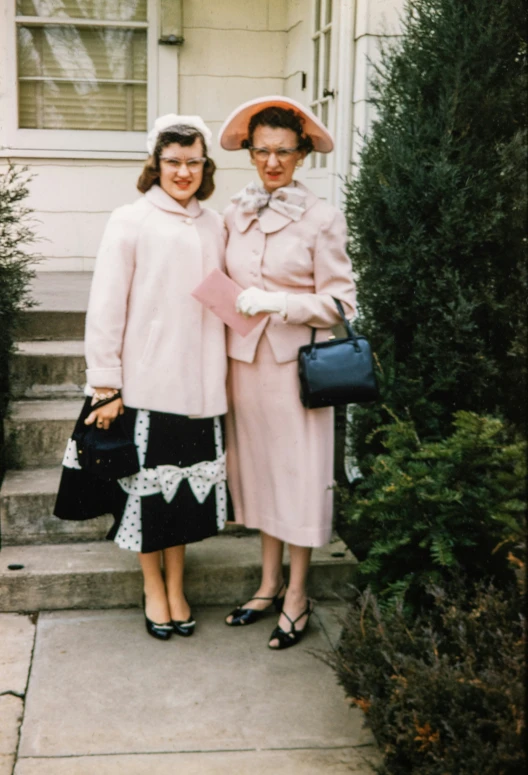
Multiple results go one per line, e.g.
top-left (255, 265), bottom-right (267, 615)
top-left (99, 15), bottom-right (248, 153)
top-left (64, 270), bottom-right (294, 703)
top-left (4, 399), bottom-right (82, 469)
top-left (17, 272), bottom-right (91, 342)
top-left (16, 310), bottom-right (86, 341)
top-left (10, 341), bottom-right (86, 400)
top-left (0, 538), bottom-right (356, 612)
top-left (0, 467), bottom-right (114, 545)
top-left (0, 467), bottom-right (257, 546)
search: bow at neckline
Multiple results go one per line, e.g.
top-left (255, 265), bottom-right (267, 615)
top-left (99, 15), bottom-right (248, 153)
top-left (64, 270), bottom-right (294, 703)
top-left (231, 181), bottom-right (308, 222)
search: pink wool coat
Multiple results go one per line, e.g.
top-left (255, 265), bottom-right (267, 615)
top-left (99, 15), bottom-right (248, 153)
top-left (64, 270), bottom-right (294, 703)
top-left (85, 185), bottom-right (227, 418)
top-left (223, 181), bottom-right (356, 362)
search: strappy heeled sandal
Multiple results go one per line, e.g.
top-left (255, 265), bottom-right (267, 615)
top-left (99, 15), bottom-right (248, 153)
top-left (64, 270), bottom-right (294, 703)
top-left (268, 600), bottom-right (314, 650)
top-left (225, 582), bottom-right (286, 627)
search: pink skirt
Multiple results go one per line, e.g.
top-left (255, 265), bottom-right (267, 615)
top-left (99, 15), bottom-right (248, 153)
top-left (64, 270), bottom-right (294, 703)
top-left (226, 335), bottom-right (334, 547)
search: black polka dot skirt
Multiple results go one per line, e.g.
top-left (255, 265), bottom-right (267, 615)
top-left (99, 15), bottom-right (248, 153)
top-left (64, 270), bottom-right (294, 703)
top-left (54, 398), bottom-right (230, 553)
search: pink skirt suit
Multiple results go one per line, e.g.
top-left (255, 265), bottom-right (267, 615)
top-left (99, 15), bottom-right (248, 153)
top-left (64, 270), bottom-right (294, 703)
top-left (224, 182), bottom-right (356, 548)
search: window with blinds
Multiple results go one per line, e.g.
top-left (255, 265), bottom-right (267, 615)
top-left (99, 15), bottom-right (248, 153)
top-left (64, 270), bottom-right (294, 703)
top-left (16, 1), bottom-right (148, 132)
top-left (311, 0), bottom-right (333, 170)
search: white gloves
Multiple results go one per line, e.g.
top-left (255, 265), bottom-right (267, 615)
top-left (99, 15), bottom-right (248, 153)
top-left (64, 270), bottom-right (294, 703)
top-left (236, 287), bottom-right (288, 318)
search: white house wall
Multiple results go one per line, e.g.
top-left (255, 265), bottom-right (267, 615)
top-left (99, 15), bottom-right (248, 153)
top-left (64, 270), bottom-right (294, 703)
top-left (352, 0), bottom-right (405, 165)
top-left (178, 0), bottom-right (287, 213)
top-left (284, 0), bottom-right (310, 104)
top-left (0, 0), bottom-right (403, 272)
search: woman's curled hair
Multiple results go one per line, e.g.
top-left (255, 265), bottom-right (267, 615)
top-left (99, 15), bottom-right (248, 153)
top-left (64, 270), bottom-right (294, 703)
top-left (242, 107), bottom-right (314, 155)
top-left (137, 125), bottom-right (216, 200)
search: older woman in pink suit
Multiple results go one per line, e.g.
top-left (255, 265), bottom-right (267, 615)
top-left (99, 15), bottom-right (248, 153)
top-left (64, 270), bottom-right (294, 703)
top-left (218, 97), bottom-right (356, 649)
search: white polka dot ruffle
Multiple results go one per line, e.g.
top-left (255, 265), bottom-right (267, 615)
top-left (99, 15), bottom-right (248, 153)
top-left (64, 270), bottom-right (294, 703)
top-left (62, 438), bottom-right (82, 470)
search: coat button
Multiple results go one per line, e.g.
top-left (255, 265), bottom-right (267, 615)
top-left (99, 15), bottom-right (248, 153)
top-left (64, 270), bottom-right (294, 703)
top-left (185, 217), bottom-right (193, 225)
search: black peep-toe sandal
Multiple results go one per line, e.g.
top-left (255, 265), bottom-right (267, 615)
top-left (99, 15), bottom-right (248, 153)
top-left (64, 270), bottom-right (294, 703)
top-left (171, 614), bottom-right (196, 637)
top-left (268, 600), bottom-right (314, 650)
top-left (143, 595), bottom-right (173, 641)
top-left (225, 582), bottom-right (286, 627)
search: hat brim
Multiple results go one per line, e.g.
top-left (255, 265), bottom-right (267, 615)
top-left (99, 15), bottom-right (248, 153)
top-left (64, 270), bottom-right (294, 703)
top-left (218, 96), bottom-right (334, 153)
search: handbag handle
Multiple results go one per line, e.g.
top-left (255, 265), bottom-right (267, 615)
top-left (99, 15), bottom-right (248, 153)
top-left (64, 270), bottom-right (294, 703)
top-left (309, 298), bottom-right (361, 352)
top-left (90, 391), bottom-right (122, 411)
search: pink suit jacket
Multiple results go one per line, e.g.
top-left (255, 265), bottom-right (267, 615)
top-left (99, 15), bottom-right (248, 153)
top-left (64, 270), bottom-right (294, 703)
top-left (224, 181), bottom-right (356, 364)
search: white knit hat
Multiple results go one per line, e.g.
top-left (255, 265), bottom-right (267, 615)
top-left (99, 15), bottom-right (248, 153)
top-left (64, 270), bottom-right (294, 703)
top-left (146, 114), bottom-right (213, 155)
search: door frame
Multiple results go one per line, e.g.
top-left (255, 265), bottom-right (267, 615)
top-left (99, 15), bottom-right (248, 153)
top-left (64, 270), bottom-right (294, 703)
top-left (332, 0), bottom-right (356, 207)
top-left (304, 0), bottom-right (356, 206)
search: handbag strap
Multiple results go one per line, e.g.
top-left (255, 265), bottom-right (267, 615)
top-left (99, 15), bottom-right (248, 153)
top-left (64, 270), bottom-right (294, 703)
top-left (90, 391), bottom-right (122, 411)
top-left (309, 298), bottom-right (359, 347)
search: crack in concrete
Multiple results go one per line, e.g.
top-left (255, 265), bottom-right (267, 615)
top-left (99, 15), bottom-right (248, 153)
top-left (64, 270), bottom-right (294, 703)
top-left (11, 612), bottom-right (38, 775)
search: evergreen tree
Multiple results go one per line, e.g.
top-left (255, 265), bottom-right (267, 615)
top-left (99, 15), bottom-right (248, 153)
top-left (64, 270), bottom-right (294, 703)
top-left (0, 165), bottom-right (37, 481)
top-left (345, 0), bottom-right (527, 459)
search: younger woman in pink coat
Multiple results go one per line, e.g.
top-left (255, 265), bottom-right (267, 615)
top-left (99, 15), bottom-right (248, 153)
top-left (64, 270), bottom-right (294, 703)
top-left (55, 115), bottom-right (228, 641)
top-left (218, 97), bottom-right (356, 649)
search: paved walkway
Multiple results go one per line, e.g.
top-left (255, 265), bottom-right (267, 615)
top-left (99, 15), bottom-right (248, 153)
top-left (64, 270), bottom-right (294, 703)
top-left (1, 606), bottom-right (378, 775)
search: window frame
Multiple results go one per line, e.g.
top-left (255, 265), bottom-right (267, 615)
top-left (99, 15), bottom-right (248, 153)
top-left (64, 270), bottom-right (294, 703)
top-left (309, 0), bottom-right (339, 174)
top-left (303, 0), bottom-right (355, 205)
top-left (3, 0), bottom-right (158, 158)
top-left (305, 0), bottom-right (337, 180)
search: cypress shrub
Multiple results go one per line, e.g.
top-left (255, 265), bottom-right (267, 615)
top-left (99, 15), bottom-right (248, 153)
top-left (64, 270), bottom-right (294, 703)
top-left (345, 0), bottom-right (527, 460)
top-left (0, 165), bottom-right (37, 481)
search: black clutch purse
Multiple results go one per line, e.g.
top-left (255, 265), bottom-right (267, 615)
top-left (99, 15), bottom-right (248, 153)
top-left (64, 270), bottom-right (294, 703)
top-left (298, 299), bottom-right (380, 409)
top-left (72, 395), bottom-right (140, 481)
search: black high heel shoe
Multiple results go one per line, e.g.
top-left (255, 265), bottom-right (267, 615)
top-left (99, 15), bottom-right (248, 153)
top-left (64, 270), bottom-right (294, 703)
top-left (225, 582), bottom-right (286, 627)
top-left (268, 600), bottom-right (314, 650)
top-left (171, 614), bottom-right (196, 637)
top-left (143, 594), bottom-right (173, 641)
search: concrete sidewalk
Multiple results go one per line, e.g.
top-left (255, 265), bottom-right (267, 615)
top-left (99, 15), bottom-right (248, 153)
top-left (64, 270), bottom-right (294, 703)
top-left (1, 605), bottom-right (378, 775)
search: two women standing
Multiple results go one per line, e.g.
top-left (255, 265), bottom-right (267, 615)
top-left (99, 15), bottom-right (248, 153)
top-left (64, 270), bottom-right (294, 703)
top-left (55, 96), bottom-right (356, 650)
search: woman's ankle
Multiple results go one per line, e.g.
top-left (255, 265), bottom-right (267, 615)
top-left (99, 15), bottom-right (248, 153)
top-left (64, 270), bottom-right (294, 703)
top-left (283, 587), bottom-right (307, 606)
top-left (259, 577), bottom-right (285, 595)
top-left (168, 593), bottom-right (191, 621)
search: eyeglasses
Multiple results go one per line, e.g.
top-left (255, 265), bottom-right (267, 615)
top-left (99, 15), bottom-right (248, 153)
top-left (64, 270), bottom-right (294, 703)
top-left (249, 147), bottom-right (299, 161)
top-left (159, 156), bottom-right (207, 172)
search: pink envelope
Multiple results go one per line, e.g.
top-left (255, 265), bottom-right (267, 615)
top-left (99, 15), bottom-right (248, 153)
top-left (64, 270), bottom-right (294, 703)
top-left (191, 268), bottom-right (268, 336)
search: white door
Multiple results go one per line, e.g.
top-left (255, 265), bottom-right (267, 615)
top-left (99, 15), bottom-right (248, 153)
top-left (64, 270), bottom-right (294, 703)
top-left (305, 0), bottom-right (355, 206)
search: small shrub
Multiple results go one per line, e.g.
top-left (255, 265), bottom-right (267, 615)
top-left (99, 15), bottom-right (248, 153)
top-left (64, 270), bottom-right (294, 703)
top-left (326, 583), bottom-right (526, 775)
top-left (0, 164), bottom-right (37, 478)
top-left (339, 411), bottom-right (526, 610)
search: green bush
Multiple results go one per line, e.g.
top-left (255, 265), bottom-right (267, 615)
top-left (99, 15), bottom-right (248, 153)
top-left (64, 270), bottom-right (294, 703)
top-left (339, 411), bottom-right (526, 609)
top-left (344, 0), bottom-right (527, 459)
top-left (326, 583), bottom-right (525, 775)
top-left (0, 164), bottom-right (37, 479)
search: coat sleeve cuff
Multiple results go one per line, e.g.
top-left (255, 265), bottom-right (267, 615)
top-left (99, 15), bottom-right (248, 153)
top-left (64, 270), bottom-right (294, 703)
top-left (284, 293), bottom-right (311, 325)
top-left (85, 367), bottom-right (123, 389)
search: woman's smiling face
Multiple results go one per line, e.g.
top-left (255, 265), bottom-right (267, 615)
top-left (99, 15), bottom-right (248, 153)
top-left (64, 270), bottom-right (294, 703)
top-left (250, 125), bottom-right (305, 193)
top-left (158, 139), bottom-right (205, 206)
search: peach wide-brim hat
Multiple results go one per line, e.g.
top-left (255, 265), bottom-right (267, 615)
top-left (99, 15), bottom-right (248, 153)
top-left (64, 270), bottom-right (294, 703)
top-left (218, 95), bottom-right (334, 153)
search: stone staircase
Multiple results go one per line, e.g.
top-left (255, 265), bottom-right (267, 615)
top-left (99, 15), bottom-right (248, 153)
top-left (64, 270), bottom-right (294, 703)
top-left (0, 273), bottom-right (356, 612)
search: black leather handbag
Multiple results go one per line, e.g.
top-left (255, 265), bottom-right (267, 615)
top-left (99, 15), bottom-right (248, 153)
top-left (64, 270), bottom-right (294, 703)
top-left (72, 395), bottom-right (140, 481)
top-left (298, 299), bottom-right (380, 409)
